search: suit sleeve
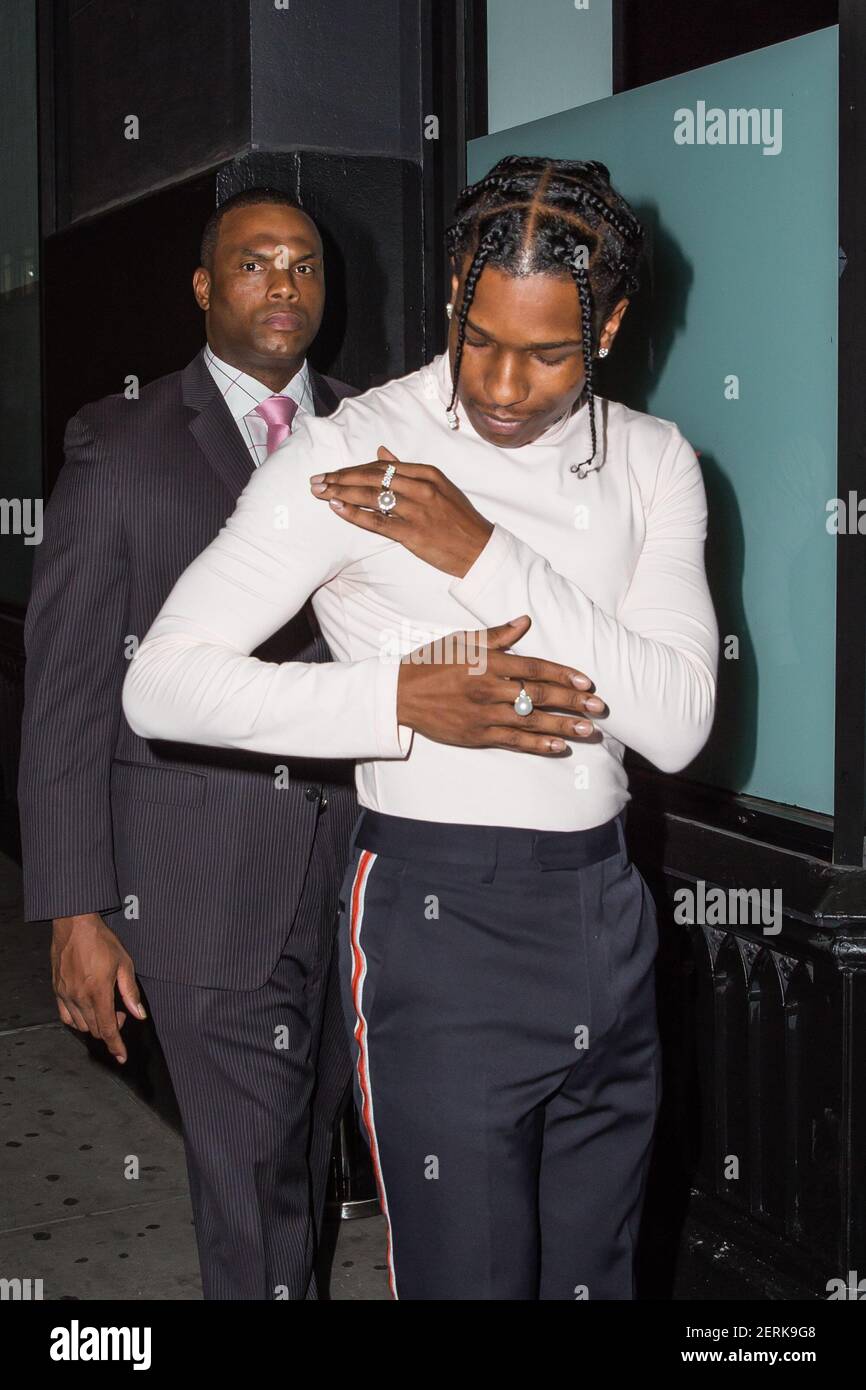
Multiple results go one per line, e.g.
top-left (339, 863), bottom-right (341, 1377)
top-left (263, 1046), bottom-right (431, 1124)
top-left (122, 414), bottom-right (413, 761)
top-left (17, 414), bottom-right (130, 921)
top-left (448, 426), bottom-right (718, 773)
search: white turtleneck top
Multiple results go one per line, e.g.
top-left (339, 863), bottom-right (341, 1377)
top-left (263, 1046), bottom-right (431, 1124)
top-left (122, 351), bottom-right (718, 831)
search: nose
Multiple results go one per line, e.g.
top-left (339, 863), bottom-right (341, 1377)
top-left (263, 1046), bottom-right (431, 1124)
top-left (483, 355), bottom-right (530, 410)
top-left (267, 266), bottom-right (300, 300)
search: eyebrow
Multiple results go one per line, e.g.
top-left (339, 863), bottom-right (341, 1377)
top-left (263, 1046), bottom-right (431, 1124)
top-left (465, 316), bottom-right (581, 349)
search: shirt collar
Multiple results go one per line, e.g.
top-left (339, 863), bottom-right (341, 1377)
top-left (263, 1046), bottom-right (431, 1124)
top-left (203, 344), bottom-right (314, 423)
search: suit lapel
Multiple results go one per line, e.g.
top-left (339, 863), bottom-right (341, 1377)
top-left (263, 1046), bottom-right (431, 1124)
top-left (182, 349), bottom-right (255, 501)
top-left (309, 366), bottom-right (340, 418)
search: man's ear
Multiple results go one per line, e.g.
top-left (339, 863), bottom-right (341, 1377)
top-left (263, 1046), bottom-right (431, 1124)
top-left (600, 296), bottom-right (630, 352)
top-left (192, 266), bottom-right (211, 311)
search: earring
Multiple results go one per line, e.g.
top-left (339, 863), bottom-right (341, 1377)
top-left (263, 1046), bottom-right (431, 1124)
top-left (598, 346), bottom-right (609, 358)
top-left (446, 407), bottom-right (459, 429)
top-left (445, 303), bottom-right (453, 320)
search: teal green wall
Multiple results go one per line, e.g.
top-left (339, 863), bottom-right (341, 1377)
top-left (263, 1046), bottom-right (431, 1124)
top-left (487, 0), bottom-right (612, 133)
top-left (469, 28), bottom-right (838, 814)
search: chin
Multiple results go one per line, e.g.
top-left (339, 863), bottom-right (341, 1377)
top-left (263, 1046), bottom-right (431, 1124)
top-left (482, 432), bottom-right (527, 449)
top-left (256, 333), bottom-right (306, 356)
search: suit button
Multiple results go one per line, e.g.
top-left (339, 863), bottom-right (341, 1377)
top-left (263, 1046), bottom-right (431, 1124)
top-left (304, 785), bottom-right (320, 803)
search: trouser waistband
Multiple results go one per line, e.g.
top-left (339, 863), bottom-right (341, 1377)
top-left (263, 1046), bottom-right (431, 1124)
top-left (352, 808), bottom-right (626, 874)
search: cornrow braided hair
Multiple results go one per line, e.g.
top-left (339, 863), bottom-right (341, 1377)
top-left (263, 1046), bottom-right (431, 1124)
top-left (444, 156), bottom-right (645, 476)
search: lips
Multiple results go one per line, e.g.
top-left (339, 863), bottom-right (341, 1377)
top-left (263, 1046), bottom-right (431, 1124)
top-left (475, 408), bottom-right (532, 435)
top-left (263, 312), bottom-right (304, 331)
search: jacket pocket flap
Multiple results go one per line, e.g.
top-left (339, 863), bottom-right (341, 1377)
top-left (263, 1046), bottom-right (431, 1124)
top-left (111, 759), bottom-right (206, 807)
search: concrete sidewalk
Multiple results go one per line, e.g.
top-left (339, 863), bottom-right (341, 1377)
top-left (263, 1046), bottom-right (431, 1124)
top-left (0, 850), bottom-right (388, 1301)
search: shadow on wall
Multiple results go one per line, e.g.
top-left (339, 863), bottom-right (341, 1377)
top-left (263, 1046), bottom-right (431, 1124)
top-left (599, 204), bottom-right (757, 795)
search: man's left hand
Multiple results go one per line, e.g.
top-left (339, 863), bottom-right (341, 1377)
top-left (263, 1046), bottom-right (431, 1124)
top-left (309, 446), bottom-right (493, 578)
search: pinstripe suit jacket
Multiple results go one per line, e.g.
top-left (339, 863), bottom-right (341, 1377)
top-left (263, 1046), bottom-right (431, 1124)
top-left (17, 347), bottom-right (359, 988)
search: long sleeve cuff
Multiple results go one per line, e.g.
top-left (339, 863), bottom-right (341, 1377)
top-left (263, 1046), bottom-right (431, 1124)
top-left (376, 654), bottom-right (415, 758)
top-left (449, 524), bottom-right (518, 616)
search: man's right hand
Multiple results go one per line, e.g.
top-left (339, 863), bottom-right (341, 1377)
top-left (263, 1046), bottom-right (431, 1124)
top-left (50, 914), bottom-right (146, 1065)
top-left (397, 614), bottom-right (607, 755)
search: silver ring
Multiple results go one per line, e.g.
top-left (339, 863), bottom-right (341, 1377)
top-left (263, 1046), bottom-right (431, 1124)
top-left (377, 488), bottom-right (397, 515)
top-left (513, 687), bottom-right (533, 717)
top-left (377, 463), bottom-right (397, 515)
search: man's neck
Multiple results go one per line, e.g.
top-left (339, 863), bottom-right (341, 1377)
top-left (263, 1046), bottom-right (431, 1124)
top-left (208, 344), bottom-right (305, 395)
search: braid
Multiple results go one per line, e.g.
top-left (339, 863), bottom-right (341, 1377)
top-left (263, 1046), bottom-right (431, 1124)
top-left (444, 156), bottom-right (645, 476)
top-left (574, 263), bottom-right (598, 474)
top-left (447, 219), bottom-right (507, 421)
top-left (535, 240), bottom-right (599, 472)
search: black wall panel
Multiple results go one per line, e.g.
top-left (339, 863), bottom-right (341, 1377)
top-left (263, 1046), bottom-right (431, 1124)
top-left (41, 172), bottom-right (215, 491)
top-left (614, 0), bottom-right (838, 91)
top-left (250, 0), bottom-right (423, 160)
top-left (55, 0), bottom-right (250, 226)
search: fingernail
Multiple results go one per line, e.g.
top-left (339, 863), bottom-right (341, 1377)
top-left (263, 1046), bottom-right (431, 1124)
top-left (571, 675), bottom-right (591, 688)
top-left (550, 738), bottom-right (567, 752)
top-left (311, 481), bottom-right (327, 493)
top-left (585, 697), bottom-right (604, 711)
top-left (310, 474), bottom-right (324, 482)
top-left (329, 499), bottom-right (344, 510)
top-left (574, 721), bottom-right (592, 735)
top-left (137, 1005), bottom-right (147, 1019)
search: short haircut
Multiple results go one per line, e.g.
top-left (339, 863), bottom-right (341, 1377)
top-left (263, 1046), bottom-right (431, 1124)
top-left (199, 187), bottom-right (314, 271)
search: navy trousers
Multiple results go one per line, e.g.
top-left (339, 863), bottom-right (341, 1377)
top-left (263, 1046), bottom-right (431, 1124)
top-left (337, 808), bottom-right (662, 1301)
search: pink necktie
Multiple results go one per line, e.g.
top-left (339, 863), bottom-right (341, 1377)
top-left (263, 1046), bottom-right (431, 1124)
top-left (253, 395), bottom-right (298, 454)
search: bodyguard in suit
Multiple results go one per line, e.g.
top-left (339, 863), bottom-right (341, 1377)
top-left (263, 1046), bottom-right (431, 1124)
top-left (18, 188), bottom-right (360, 1299)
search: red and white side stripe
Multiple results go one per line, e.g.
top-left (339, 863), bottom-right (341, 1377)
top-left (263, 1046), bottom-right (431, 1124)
top-left (348, 850), bottom-right (398, 1300)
